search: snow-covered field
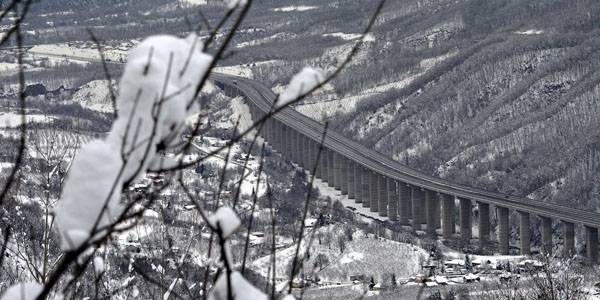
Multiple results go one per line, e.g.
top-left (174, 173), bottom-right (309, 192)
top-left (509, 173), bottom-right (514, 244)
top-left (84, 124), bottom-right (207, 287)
top-left (0, 112), bottom-right (54, 128)
top-left (28, 44), bottom-right (128, 62)
top-left (273, 6), bottom-right (318, 12)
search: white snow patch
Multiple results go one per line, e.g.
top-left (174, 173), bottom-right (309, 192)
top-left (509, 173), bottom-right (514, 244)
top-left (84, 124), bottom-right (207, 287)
top-left (225, 0), bottom-right (247, 9)
top-left (273, 6), bottom-right (317, 12)
top-left (280, 67), bottom-right (324, 106)
top-left (0, 282), bottom-right (42, 300)
top-left (515, 29), bottom-right (544, 35)
top-left (339, 252), bottom-right (364, 264)
top-left (94, 257), bottom-right (105, 276)
top-left (207, 207), bottom-right (241, 239)
top-left (55, 33), bottom-right (213, 251)
top-left (0, 112), bottom-right (54, 128)
top-left (180, 0), bottom-right (207, 5)
top-left (70, 80), bottom-right (114, 113)
top-left (208, 271), bottom-right (267, 300)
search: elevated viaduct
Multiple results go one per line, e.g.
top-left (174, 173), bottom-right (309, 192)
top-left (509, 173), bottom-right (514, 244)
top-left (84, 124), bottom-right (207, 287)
top-left (213, 74), bottom-right (600, 264)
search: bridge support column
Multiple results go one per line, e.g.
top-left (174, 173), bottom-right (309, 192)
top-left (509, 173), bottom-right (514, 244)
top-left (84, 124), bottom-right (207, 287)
top-left (278, 121), bottom-right (284, 152)
top-left (346, 160), bottom-right (354, 198)
top-left (320, 147), bottom-right (328, 182)
top-left (340, 157), bottom-right (348, 195)
top-left (519, 211), bottom-right (530, 255)
top-left (398, 183), bottom-right (410, 225)
top-left (298, 134), bottom-right (305, 169)
top-left (586, 226), bottom-right (598, 264)
top-left (478, 202), bottom-right (490, 250)
top-left (333, 153), bottom-right (341, 190)
top-left (291, 130), bottom-right (298, 164)
top-left (327, 150), bottom-right (335, 187)
top-left (313, 141), bottom-right (322, 178)
top-left (563, 221), bottom-right (575, 258)
top-left (459, 198), bottom-right (472, 240)
top-left (272, 119), bottom-right (279, 149)
top-left (361, 167), bottom-right (370, 208)
top-left (442, 194), bottom-right (454, 239)
top-left (370, 172), bottom-right (379, 213)
top-left (354, 163), bottom-right (362, 203)
top-left (426, 190), bottom-right (437, 239)
top-left (304, 136), bottom-right (311, 170)
top-left (498, 206), bottom-right (509, 255)
top-left (541, 217), bottom-right (552, 255)
top-left (379, 175), bottom-right (388, 217)
top-left (287, 127), bottom-right (294, 159)
top-left (387, 178), bottom-right (397, 221)
top-left (281, 124), bottom-right (288, 157)
top-left (434, 194), bottom-right (441, 229)
top-left (411, 187), bottom-right (423, 231)
top-left (309, 140), bottom-right (319, 177)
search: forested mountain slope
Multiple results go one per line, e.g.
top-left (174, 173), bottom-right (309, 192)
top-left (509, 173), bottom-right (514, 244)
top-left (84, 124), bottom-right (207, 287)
top-left (327, 0), bottom-right (600, 210)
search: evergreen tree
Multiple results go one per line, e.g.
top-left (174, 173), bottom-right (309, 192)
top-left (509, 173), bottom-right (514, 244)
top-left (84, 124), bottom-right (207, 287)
top-left (369, 276), bottom-right (375, 290)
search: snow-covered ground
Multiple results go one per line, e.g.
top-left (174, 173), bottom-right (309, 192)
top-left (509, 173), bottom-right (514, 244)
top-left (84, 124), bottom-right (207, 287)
top-left (273, 6), bottom-right (318, 12)
top-left (0, 112), bottom-right (54, 128)
top-left (70, 80), bottom-right (114, 113)
top-left (28, 44), bottom-right (128, 62)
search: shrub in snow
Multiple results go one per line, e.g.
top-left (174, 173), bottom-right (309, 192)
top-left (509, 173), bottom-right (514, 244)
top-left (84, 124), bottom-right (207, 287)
top-left (54, 33), bottom-right (212, 251)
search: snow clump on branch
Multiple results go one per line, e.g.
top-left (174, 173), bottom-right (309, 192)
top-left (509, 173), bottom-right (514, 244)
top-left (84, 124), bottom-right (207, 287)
top-left (54, 33), bottom-right (212, 251)
top-left (279, 67), bottom-right (324, 107)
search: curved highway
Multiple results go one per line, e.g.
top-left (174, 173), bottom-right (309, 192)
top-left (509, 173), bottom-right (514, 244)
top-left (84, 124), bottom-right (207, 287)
top-left (212, 73), bottom-right (600, 229)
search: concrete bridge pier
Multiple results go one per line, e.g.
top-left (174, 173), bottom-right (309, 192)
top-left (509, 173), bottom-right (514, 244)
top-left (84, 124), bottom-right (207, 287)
top-left (459, 198), bottom-right (472, 240)
top-left (541, 217), bottom-right (553, 255)
top-left (441, 194), bottom-right (454, 239)
top-left (275, 121), bottom-right (285, 154)
top-left (281, 123), bottom-right (288, 156)
top-left (370, 172), bottom-right (379, 213)
top-left (586, 226), bottom-right (598, 264)
top-left (267, 118), bottom-right (277, 149)
top-left (434, 194), bottom-right (441, 229)
top-left (426, 190), bottom-right (437, 238)
top-left (387, 178), bottom-right (398, 221)
top-left (354, 163), bottom-right (363, 203)
top-left (320, 147), bottom-right (328, 182)
top-left (312, 141), bottom-right (321, 178)
top-left (361, 167), bottom-right (371, 208)
top-left (333, 152), bottom-right (341, 190)
top-left (303, 135), bottom-right (311, 170)
top-left (289, 129), bottom-right (297, 164)
top-left (478, 202), bottom-right (490, 250)
top-left (340, 157), bottom-right (349, 195)
top-left (378, 175), bottom-right (388, 217)
top-left (411, 187), bottom-right (424, 230)
top-left (519, 211), bottom-right (531, 255)
top-left (563, 221), bottom-right (575, 258)
top-left (498, 206), bottom-right (510, 255)
top-left (347, 160), bottom-right (355, 199)
top-left (398, 183), bottom-right (410, 225)
top-left (327, 150), bottom-right (335, 187)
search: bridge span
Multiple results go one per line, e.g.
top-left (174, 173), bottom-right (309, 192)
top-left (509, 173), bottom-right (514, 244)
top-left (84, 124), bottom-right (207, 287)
top-left (212, 73), bottom-right (600, 264)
